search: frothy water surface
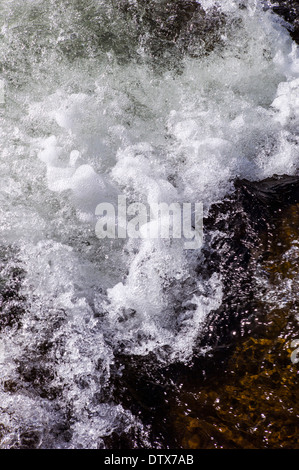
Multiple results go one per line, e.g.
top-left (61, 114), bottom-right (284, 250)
top-left (0, 0), bottom-right (298, 448)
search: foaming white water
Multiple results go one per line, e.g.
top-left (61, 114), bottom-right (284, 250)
top-left (0, 0), bottom-right (299, 447)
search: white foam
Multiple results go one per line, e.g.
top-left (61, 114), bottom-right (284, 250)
top-left (3, 0), bottom-right (299, 358)
top-left (1, 0), bottom-right (299, 447)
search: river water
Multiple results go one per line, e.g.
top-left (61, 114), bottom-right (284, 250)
top-left (0, 0), bottom-right (298, 448)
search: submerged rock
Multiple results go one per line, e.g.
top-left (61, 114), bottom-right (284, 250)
top-left (118, 0), bottom-right (227, 63)
top-left (0, 0), bottom-right (228, 80)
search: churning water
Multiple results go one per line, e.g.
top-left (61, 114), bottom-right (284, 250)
top-left (0, 0), bottom-right (298, 448)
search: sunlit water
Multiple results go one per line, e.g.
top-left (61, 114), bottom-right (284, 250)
top-left (0, 0), bottom-right (298, 448)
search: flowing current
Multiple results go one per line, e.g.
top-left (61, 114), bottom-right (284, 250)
top-left (0, 0), bottom-right (298, 448)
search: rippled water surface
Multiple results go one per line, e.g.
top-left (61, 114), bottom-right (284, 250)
top-left (0, 0), bottom-right (298, 448)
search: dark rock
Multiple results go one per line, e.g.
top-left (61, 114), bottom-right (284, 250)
top-left (19, 429), bottom-right (41, 449)
top-left (267, 0), bottom-right (299, 43)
